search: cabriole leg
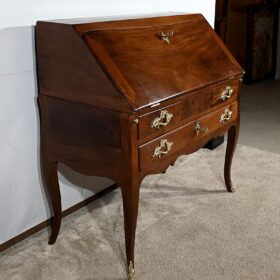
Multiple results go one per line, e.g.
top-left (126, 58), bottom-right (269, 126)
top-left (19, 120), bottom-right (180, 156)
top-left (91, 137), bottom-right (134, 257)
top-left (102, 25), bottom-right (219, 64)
top-left (224, 123), bottom-right (239, 193)
top-left (120, 180), bottom-right (140, 280)
top-left (42, 160), bottom-right (62, 244)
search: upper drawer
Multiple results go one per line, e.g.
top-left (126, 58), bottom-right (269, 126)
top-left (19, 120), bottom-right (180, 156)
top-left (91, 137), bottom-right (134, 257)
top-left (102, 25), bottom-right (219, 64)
top-left (137, 78), bottom-right (240, 141)
top-left (84, 17), bottom-right (243, 110)
top-left (138, 87), bottom-right (212, 140)
top-left (212, 80), bottom-right (240, 106)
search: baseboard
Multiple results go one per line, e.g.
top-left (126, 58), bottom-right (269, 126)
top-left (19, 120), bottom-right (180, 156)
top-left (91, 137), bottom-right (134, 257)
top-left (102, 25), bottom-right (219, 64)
top-left (0, 183), bottom-right (118, 254)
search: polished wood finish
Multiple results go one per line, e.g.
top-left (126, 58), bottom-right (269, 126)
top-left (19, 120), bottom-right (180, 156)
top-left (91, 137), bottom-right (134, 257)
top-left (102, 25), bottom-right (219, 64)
top-left (35, 22), bottom-right (130, 112)
top-left (35, 13), bottom-right (244, 278)
top-left (139, 102), bottom-right (238, 171)
top-left (84, 17), bottom-right (242, 110)
top-left (225, 123), bottom-right (240, 192)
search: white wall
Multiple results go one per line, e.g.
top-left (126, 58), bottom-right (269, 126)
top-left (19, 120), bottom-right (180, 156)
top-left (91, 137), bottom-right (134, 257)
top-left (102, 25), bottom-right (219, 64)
top-left (0, 0), bottom-right (215, 28)
top-left (0, 1), bottom-right (216, 245)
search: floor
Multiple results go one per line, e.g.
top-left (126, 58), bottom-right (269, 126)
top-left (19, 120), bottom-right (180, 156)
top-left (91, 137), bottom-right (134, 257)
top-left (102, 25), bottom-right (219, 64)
top-left (239, 78), bottom-right (280, 154)
top-left (0, 79), bottom-right (279, 280)
top-left (1, 144), bottom-right (280, 280)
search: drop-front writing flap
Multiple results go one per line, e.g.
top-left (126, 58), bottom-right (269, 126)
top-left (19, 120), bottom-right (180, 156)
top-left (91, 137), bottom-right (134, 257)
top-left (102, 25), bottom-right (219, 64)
top-left (84, 15), bottom-right (243, 110)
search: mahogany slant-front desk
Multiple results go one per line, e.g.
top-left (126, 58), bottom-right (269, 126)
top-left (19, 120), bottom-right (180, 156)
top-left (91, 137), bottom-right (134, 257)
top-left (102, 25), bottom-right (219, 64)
top-left (35, 14), bottom-right (244, 279)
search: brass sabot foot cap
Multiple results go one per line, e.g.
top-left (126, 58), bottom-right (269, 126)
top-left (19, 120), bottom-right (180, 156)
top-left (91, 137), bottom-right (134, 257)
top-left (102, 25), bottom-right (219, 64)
top-left (128, 261), bottom-right (136, 280)
top-left (229, 187), bottom-right (235, 193)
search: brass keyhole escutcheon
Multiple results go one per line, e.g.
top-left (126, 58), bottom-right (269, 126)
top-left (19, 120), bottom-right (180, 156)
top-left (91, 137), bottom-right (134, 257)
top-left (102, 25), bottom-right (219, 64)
top-left (159, 31), bottom-right (174, 44)
top-left (194, 122), bottom-right (208, 136)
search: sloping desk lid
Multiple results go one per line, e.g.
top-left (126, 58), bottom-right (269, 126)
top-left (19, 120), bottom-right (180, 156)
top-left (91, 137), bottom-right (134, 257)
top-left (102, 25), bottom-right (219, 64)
top-left (83, 14), bottom-right (243, 111)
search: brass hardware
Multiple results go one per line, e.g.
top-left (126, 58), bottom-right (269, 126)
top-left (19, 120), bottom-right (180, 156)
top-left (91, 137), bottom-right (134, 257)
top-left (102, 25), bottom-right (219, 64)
top-left (153, 139), bottom-right (173, 158)
top-left (151, 110), bottom-right (173, 129)
top-left (194, 122), bottom-right (208, 136)
top-left (159, 31), bottom-right (174, 44)
top-left (220, 108), bottom-right (233, 123)
top-left (220, 86), bottom-right (233, 101)
top-left (128, 261), bottom-right (136, 280)
top-left (133, 118), bottom-right (139, 124)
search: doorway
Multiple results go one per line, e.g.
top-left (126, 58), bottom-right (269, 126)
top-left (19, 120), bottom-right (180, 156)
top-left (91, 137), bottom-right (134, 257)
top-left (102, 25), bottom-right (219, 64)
top-left (214, 0), bottom-right (280, 154)
top-left (215, 0), bottom-right (280, 83)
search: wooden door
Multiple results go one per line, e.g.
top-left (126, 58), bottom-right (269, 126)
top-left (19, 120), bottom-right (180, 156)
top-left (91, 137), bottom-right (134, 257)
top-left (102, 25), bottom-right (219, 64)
top-left (215, 0), bottom-right (229, 42)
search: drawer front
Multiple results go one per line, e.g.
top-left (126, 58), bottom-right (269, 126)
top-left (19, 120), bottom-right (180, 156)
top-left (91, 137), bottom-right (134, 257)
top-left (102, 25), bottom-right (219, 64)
top-left (138, 102), bottom-right (182, 139)
top-left (212, 80), bottom-right (240, 106)
top-left (138, 88), bottom-right (212, 140)
top-left (139, 102), bottom-right (238, 170)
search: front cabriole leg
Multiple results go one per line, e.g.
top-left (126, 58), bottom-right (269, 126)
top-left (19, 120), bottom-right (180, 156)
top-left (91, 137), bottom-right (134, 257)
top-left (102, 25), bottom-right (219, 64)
top-left (120, 178), bottom-right (140, 280)
top-left (119, 114), bottom-right (140, 280)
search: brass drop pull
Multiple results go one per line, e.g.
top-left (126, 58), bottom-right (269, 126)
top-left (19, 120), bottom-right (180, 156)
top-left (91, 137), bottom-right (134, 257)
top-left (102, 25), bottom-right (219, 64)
top-left (220, 86), bottom-right (233, 101)
top-left (194, 122), bottom-right (208, 136)
top-left (220, 108), bottom-right (233, 123)
top-left (159, 31), bottom-right (174, 44)
top-left (151, 110), bottom-right (173, 129)
top-left (153, 139), bottom-right (173, 158)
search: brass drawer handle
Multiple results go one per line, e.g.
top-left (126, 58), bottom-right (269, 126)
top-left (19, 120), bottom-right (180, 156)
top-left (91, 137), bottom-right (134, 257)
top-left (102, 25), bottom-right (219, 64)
top-left (220, 108), bottom-right (233, 123)
top-left (151, 110), bottom-right (173, 129)
top-left (194, 121), bottom-right (208, 136)
top-left (220, 86), bottom-right (233, 101)
top-left (153, 139), bottom-right (173, 158)
top-left (159, 31), bottom-right (174, 44)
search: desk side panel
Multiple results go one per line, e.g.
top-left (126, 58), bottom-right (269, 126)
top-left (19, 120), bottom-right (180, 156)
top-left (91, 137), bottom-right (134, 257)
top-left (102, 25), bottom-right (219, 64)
top-left (35, 22), bottom-right (131, 112)
top-left (38, 96), bottom-right (125, 182)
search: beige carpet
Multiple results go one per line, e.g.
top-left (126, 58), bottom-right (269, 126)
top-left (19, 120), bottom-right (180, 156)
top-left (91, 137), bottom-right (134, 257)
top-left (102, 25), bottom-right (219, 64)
top-left (1, 144), bottom-right (280, 280)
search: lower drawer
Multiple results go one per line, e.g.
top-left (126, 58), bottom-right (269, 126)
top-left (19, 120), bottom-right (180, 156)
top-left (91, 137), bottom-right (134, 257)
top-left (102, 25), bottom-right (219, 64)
top-left (139, 102), bottom-right (238, 170)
